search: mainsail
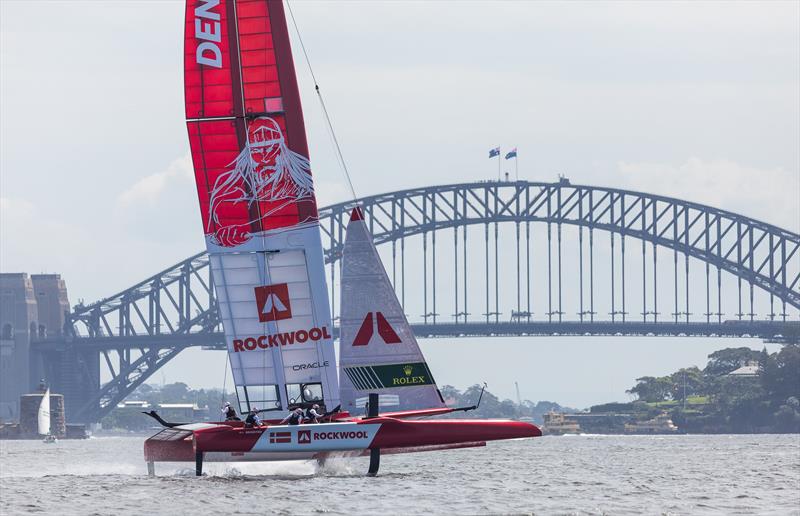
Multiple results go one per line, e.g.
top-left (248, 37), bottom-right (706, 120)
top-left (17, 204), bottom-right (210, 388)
top-left (38, 388), bottom-right (51, 436)
top-left (184, 0), bottom-right (338, 413)
top-left (339, 208), bottom-right (446, 413)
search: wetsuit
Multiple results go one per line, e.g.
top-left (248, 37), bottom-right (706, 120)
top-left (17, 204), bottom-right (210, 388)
top-left (245, 412), bottom-right (261, 427)
top-left (305, 408), bottom-right (323, 423)
top-left (280, 411), bottom-right (303, 425)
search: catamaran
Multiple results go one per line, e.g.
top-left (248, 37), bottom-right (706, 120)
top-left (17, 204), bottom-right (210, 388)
top-left (143, 0), bottom-right (541, 476)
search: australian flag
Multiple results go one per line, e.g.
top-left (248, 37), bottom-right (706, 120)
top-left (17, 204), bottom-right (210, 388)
top-left (489, 147), bottom-right (500, 158)
top-left (505, 148), bottom-right (517, 160)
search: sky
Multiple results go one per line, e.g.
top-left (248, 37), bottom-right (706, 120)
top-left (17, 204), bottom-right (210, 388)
top-left (1, 1), bottom-right (798, 407)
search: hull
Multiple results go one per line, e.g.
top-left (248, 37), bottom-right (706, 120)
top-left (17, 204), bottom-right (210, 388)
top-left (144, 418), bottom-right (540, 463)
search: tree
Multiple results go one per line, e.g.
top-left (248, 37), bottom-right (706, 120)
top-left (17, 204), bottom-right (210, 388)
top-left (160, 382), bottom-right (191, 402)
top-left (761, 345), bottom-right (800, 402)
top-left (439, 385), bottom-right (462, 405)
top-left (626, 376), bottom-right (673, 402)
top-left (704, 347), bottom-right (762, 376)
top-left (669, 367), bottom-right (705, 401)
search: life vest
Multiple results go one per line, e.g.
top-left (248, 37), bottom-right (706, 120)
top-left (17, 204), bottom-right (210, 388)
top-left (245, 413), bottom-right (258, 426)
top-left (288, 412), bottom-right (302, 425)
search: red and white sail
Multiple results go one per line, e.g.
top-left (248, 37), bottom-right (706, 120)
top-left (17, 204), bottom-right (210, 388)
top-left (184, 0), bottom-right (338, 413)
top-left (338, 208), bottom-right (447, 413)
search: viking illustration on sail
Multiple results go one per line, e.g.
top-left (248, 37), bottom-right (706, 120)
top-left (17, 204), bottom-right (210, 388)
top-left (208, 117), bottom-right (315, 247)
top-left (143, 0), bottom-right (540, 476)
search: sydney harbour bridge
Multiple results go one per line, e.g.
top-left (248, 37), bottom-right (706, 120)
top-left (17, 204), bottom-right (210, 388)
top-left (33, 180), bottom-right (800, 423)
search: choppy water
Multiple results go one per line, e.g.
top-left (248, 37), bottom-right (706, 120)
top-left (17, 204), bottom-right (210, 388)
top-left (1, 434), bottom-right (798, 515)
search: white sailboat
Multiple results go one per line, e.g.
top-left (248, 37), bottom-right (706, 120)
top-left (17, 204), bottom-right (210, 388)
top-left (39, 388), bottom-right (56, 443)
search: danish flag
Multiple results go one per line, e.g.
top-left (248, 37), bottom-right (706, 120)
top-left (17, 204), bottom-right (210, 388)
top-left (352, 312), bottom-right (402, 346)
top-left (269, 431), bottom-right (291, 444)
top-left (254, 283), bottom-right (292, 322)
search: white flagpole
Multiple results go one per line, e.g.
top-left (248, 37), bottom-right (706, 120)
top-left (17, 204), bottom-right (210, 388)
top-left (515, 152), bottom-right (519, 181)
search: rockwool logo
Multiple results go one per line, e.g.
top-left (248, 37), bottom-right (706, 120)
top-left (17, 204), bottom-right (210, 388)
top-left (313, 430), bottom-right (369, 440)
top-left (298, 430), bottom-right (311, 444)
top-left (352, 312), bottom-right (401, 346)
top-left (254, 283), bottom-right (292, 322)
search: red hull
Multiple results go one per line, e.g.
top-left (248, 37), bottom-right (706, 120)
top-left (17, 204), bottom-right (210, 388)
top-left (144, 418), bottom-right (541, 463)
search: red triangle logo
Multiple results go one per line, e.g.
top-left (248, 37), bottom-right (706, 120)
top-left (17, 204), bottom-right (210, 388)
top-left (352, 312), bottom-right (401, 346)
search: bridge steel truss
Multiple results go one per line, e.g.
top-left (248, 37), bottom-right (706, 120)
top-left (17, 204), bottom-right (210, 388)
top-left (40, 181), bottom-right (799, 423)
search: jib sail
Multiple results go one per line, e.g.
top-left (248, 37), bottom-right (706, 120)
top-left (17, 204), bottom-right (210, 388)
top-left (339, 208), bottom-right (446, 413)
top-left (184, 0), bottom-right (338, 414)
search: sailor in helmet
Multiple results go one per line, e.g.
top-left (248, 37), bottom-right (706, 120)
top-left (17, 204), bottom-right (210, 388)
top-left (305, 404), bottom-right (325, 424)
top-left (245, 407), bottom-right (263, 428)
top-left (280, 407), bottom-right (304, 426)
top-left (221, 402), bottom-right (238, 421)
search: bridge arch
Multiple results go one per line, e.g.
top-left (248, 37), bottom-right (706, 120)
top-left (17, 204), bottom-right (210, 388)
top-left (319, 180), bottom-right (799, 311)
top-left (53, 180), bottom-right (798, 422)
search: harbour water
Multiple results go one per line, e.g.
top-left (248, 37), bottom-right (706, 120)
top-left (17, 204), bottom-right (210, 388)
top-left (1, 434), bottom-right (798, 515)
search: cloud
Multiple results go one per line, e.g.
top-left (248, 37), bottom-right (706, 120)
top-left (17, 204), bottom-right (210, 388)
top-left (616, 158), bottom-right (799, 231)
top-left (112, 153), bottom-right (203, 247)
top-left (117, 153), bottom-right (193, 208)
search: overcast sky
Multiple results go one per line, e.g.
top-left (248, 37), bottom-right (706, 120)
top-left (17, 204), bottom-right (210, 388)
top-left (1, 1), bottom-right (798, 406)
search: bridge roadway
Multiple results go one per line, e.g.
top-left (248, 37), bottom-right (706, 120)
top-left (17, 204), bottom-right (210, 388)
top-left (33, 320), bottom-right (798, 352)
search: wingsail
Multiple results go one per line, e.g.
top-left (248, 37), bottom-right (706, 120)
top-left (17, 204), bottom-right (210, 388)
top-left (339, 208), bottom-right (447, 413)
top-left (184, 0), bottom-right (338, 413)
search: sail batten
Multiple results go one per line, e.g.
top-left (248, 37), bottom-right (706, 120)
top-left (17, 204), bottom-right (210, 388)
top-left (185, 0), bottom-right (338, 414)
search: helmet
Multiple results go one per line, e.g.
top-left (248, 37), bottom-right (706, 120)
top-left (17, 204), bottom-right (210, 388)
top-left (224, 401), bottom-right (231, 407)
top-left (312, 404), bottom-right (320, 410)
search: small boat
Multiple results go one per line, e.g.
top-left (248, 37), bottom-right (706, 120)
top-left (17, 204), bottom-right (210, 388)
top-left (542, 412), bottom-right (582, 435)
top-left (624, 413), bottom-right (679, 434)
top-left (144, 0), bottom-right (541, 477)
top-left (38, 388), bottom-right (56, 443)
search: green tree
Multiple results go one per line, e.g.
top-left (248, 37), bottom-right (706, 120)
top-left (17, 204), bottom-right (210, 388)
top-left (160, 382), bottom-right (191, 402)
top-left (439, 385), bottom-right (462, 405)
top-left (762, 345), bottom-right (800, 401)
top-left (669, 367), bottom-right (705, 401)
top-left (627, 376), bottom-right (673, 402)
top-left (704, 347), bottom-right (762, 376)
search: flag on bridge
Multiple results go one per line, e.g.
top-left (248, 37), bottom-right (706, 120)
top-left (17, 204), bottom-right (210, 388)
top-left (505, 148), bottom-right (517, 160)
top-left (488, 147), bottom-right (500, 158)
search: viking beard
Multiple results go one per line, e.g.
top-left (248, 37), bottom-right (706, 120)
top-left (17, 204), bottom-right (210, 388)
top-left (207, 140), bottom-right (315, 234)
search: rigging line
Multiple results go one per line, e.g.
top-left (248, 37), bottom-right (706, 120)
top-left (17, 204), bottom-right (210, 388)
top-left (286, 0), bottom-right (358, 202)
top-left (221, 352), bottom-right (230, 406)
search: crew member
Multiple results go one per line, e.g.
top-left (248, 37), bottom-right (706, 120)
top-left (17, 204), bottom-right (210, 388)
top-left (305, 404), bottom-right (324, 423)
top-left (245, 407), bottom-right (262, 428)
top-left (280, 407), bottom-right (304, 425)
top-left (221, 402), bottom-right (238, 421)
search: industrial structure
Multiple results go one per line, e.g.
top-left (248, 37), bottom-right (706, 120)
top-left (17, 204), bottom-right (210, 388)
top-left (2, 180), bottom-right (798, 423)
